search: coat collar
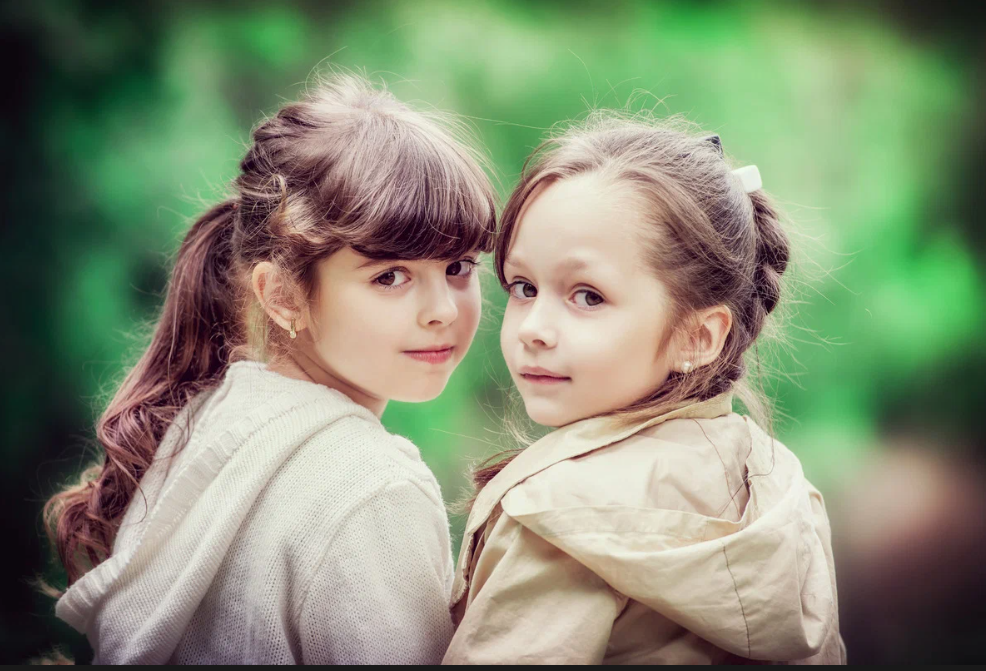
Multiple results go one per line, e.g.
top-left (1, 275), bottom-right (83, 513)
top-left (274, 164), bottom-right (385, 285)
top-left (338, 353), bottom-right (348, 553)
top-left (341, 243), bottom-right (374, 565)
top-left (467, 393), bottom-right (734, 539)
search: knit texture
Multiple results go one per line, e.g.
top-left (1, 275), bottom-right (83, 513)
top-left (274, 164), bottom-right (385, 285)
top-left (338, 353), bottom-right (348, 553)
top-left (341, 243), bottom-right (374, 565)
top-left (55, 361), bottom-right (455, 664)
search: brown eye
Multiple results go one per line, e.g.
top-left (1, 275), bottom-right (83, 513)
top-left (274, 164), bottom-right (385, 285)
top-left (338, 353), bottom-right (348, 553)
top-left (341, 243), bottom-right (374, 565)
top-left (447, 260), bottom-right (476, 277)
top-left (374, 270), bottom-right (409, 288)
top-left (573, 289), bottom-right (604, 308)
top-left (508, 281), bottom-right (537, 299)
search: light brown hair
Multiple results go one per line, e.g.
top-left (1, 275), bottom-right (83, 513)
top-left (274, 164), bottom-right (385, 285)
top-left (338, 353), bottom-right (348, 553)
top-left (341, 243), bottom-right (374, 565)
top-left (473, 112), bottom-right (788, 495)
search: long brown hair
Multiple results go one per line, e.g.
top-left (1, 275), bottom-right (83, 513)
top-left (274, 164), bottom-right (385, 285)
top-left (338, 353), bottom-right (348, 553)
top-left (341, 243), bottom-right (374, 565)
top-left (473, 112), bottom-right (789, 495)
top-left (45, 72), bottom-right (496, 587)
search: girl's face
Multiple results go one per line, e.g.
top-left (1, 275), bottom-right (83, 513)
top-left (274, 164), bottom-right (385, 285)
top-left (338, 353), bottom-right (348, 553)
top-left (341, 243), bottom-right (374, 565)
top-left (300, 247), bottom-right (482, 411)
top-left (500, 173), bottom-right (678, 427)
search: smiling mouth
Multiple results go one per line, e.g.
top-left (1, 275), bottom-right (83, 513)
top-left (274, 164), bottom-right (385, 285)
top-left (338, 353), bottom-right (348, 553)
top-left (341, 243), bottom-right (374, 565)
top-left (521, 374), bottom-right (571, 385)
top-left (519, 366), bottom-right (571, 385)
top-left (404, 347), bottom-right (455, 364)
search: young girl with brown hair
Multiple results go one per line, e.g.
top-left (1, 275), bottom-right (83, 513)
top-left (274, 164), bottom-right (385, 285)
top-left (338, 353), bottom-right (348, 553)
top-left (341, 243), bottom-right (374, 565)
top-left (45, 73), bottom-right (496, 664)
top-left (444, 115), bottom-right (846, 664)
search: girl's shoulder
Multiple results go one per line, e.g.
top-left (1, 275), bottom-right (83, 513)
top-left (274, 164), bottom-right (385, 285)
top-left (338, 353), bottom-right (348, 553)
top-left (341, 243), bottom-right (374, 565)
top-left (501, 412), bottom-right (759, 520)
top-left (302, 416), bottom-right (440, 494)
top-left (240, 395), bottom-right (447, 559)
top-left (215, 360), bottom-right (444, 511)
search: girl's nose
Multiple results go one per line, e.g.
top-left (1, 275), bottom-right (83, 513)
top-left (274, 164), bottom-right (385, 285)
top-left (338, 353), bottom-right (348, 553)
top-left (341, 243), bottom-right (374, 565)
top-left (419, 280), bottom-right (458, 327)
top-left (517, 300), bottom-right (557, 349)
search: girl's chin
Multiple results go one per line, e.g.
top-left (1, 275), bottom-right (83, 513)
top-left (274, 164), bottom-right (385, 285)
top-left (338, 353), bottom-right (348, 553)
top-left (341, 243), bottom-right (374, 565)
top-left (389, 377), bottom-right (453, 403)
top-left (522, 400), bottom-right (578, 428)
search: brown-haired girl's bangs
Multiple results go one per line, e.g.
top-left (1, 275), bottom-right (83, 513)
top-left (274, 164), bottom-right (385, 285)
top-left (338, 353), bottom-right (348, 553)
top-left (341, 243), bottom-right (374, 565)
top-left (335, 116), bottom-right (497, 262)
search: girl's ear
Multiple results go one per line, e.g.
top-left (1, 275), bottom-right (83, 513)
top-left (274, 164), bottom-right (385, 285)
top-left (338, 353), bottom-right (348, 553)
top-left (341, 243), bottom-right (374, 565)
top-left (671, 305), bottom-right (732, 373)
top-left (251, 261), bottom-right (307, 334)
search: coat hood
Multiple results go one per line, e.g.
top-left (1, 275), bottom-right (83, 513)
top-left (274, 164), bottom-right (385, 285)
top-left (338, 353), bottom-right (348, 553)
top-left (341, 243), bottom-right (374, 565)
top-left (457, 395), bottom-right (839, 662)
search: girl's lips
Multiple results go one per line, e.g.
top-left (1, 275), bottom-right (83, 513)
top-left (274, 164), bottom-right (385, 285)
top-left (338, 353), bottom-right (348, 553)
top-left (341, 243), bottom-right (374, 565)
top-left (520, 374), bottom-right (571, 385)
top-left (518, 365), bottom-right (570, 382)
top-left (404, 347), bottom-right (455, 364)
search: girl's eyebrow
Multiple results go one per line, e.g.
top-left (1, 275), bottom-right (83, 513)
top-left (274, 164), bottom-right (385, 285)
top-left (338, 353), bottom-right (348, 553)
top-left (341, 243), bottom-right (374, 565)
top-left (359, 252), bottom-right (480, 271)
top-left (503, 255), bottom-right (526, 271)
top-left (557, 257), bottom-right (590, 274)
top-left (505, 255), bottom-right (593, 275)
top-left (356, 257), bottom-right (401, 270)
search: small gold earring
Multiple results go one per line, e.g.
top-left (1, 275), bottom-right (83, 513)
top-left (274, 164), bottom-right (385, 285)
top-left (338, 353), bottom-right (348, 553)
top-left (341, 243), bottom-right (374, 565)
top-left (681, 361), bottom-right (694, 374)
top-left (289, 319), bottom-right (297, 340)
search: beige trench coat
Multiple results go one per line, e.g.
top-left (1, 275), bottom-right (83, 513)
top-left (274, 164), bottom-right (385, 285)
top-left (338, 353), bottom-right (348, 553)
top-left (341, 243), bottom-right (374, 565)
top-left (444, 394), bottom-right (846, 664)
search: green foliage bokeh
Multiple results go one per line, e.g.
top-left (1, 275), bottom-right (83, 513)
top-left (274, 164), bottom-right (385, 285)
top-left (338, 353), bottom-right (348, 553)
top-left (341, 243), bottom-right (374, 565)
top-left (3, 0), bottom-right (984, 664)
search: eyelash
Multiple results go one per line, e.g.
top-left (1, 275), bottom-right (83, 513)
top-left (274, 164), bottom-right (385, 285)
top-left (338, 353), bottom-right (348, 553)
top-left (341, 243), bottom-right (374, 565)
top-left (447, 259), bottom-right (479, 279)
top-left (572, 289), bottom-right (605, 309)
top-left (373, 259), bottom-right (478, 291)
top-left (505, 280), bottom-right (605, 309)
top-left (373, 269), bottom-right (409, 291)
top-left (506, 280), bottom-right (536, 300)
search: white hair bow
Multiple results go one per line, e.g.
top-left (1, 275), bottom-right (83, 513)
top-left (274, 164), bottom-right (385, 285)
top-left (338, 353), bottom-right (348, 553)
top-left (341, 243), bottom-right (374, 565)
top-left (732, 165), bottom-right (762, 194)
top-left (702, 135), bottom-right (762, 194)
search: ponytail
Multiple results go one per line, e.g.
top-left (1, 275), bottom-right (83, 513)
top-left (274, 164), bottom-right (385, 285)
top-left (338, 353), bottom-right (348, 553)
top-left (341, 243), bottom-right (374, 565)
top-left (45, 71), bottom-right (500, 584)
top-left (44, 200), bottom-right (243, 586)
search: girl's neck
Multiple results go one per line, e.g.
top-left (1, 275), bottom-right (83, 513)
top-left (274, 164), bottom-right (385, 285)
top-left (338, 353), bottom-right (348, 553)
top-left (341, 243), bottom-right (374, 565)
top-left (268, 350), bottom-right (388, 418)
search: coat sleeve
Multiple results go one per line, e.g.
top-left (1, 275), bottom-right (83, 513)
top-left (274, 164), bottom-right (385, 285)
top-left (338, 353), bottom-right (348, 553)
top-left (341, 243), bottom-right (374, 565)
top-left (443, 512), bottom-right (625, 665)
top-left (299, 479), bottom-right (455, 665)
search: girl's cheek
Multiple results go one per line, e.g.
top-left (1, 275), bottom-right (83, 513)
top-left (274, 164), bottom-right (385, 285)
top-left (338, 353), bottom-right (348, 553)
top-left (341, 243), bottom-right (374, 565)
top-left (500, 303), bottom-right (521, 347)
top-left (458, 285), bottom-right (482, 336)
top-left (569, 319), bottom-right (629, 373)
top-left (351, 290), bottom-right (390, 331)
top-left (499, 316), bottom-right (520, 372)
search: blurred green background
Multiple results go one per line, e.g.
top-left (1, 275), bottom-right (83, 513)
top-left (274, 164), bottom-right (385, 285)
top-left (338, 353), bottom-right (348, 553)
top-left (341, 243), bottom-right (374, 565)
top-left (4, 0), bottom-right (985, 664)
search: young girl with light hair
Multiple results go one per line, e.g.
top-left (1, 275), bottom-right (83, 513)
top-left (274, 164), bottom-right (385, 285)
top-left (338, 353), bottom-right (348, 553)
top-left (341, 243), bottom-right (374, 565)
top-left (45, 73), bottom-right (496, 665)
top-left (445, 115), bottom-right (846, 664)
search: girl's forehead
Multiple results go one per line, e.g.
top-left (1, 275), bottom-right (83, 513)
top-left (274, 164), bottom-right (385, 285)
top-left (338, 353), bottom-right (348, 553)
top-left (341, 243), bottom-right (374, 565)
top-left (507, 175), bottom-right (651, 273)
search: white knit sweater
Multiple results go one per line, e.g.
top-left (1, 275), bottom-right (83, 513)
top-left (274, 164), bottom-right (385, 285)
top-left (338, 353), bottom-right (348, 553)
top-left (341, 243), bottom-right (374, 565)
top-left (55, 361), bottom-right (455, 664)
